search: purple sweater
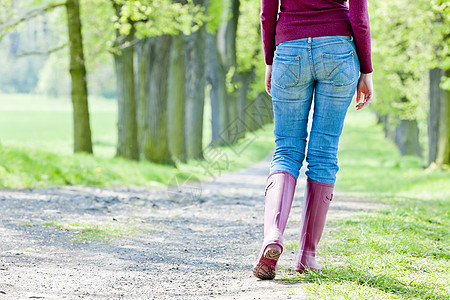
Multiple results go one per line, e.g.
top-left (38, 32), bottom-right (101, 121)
top-left (261, 0), bottom-right (373, 74)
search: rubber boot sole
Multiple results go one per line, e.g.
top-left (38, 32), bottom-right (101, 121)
top-left (253, 248), bottom-right (281, 280)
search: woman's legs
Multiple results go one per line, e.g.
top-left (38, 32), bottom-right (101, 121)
top-left (255, 36), bottom-right (359, 278)
top-left (254, 39), bottom-right (313, 279)
top-left (295, 36), bottom-right (359, 273)
top-left (294, 87), bottom-right (355, 272)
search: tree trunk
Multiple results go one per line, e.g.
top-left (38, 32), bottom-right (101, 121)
top-left (258, 91), bottom-right (273, 126)
top-left (225, 0), bottom-right (240, 144)
top-left (167, 34), bottom-right (186, 162)
top-left (66, 0), bottom-right (92, 153)
top-left (429, 68), bottom-right (441, 165)
top-left (246, 94), bottom-right (260, 132)
top-left (226, 0), bottom-right (239, 69)
top-left (135, 39), bottom-right (141, 140)
top-left (236, 69), bottom-right (254, 139)
top-left (247, 91), bottom-right (273, 131)
top-left (206, 32), bottom-right (229, 145)
top-left (381, 115), bottom-right (396, 141)
top-left (428, 68), bottom-right (450, 166)
top-left (436, 68), bottom-right (450, 165)
top-left (138, 36), bottom-right (173, 164)
top-left (227, 92), bottom-right (238, 142)
top-left (184, 21), bottom-right (206, 159)
top-left (204, 0), bottom-right (240, 146)
top-left (113, 25), bottom-right (139, 160)
top-left (394, 119), bottom-right (422, 157)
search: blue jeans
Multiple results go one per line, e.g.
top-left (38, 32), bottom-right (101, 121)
top-left (269, 36), bottom-right (360, 185)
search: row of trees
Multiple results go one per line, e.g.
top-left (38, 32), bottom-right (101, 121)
top-left (369, 0), bottom-right (449, 167)
top-left (1, 0), bottom-right (272, 165)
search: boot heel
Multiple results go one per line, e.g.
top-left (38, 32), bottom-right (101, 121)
top-left (253, 247), bottom-right (282, 280)
top-left (265, 248), bottom-right (281, 260)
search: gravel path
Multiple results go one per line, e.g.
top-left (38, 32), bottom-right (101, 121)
top-left (0, 155), bottom-right (383, 299)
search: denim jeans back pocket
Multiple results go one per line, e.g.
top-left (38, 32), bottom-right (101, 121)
top-left (272, 54), bottom-right (300, 89)
top-left (322, 51), bottom-right (357, 86)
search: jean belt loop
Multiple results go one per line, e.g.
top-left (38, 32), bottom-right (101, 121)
top-left (350, 36), bottom-right (354, 41)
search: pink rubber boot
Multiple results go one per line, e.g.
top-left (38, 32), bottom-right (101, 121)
top-left (253, 171), bottom-right (296, 280)
top-left (295, 179), bottom-right (334, 273)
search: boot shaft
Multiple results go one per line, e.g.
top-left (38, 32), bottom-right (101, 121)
top-left (296, 179), bottom-right (334, 272)
top-left (263, 171), bottom-right (297, 241)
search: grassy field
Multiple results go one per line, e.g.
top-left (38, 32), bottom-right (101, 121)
top-left (336, 110), bottom-right (449, 200)
top-left (281, 109), bottom-right (450, 299)
top-left (0, 93), bottom-right (275, 188)
top-left (0, 94), bottom-right (118, 156)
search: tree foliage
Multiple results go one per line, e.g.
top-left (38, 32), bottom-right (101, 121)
top-left (0, 0), bottom-right (15, 26)
top-left (111, 0), bottom-right (204, 38)
top-left (205, 0), bottom-right (230, 34)
top-left (369, 0), bottom-right (450, 122)
top-left (236, 0), bottom-right (264, 101)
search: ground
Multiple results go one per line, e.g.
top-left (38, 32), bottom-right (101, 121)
top-left (0, 155), bottom-right (385, 300)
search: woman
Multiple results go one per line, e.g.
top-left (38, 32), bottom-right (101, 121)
top-left (253, 0), bottom-right (374, 279)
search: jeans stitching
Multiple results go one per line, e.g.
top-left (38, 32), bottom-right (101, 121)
top-left (273, 56), bottom-right (300, 89)
top-left (322, 52), bottom-right (356, 87)
top-left (308, 46), bottom-right (317, 80)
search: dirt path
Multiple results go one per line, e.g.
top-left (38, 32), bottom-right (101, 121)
top-left (0, 155), bottom-right (383, 299)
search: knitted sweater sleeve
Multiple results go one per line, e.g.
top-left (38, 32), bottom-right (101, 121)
top-left (260, 0), bottom-right (279, 65)
top-left (349, 0), bottom-right (373, 73)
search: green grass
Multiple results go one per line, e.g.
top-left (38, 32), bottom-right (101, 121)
top-left (0, 94), bottom-right (117, 156)
top-left (0, 93), bottom-right (275, 188)
top-left (281, 109), bottom-right (450, 299)
top-left (336, 109), bottom-right (450, 200)
top-left (283, 199), bottom-right (449, 299)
